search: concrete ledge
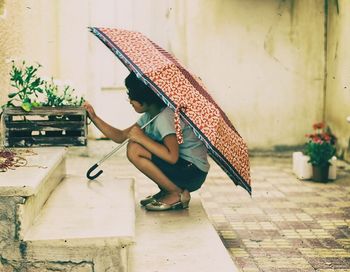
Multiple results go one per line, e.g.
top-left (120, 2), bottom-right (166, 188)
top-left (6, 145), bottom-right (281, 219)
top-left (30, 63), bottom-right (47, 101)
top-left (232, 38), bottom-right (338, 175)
top-left (0, 147), bottom-right (66, 196)
top-left (0, 147), bottom-right (66, 258)
top-left (24, 176), bottom-right (135, 245)
top-left (19, 156), bottom-right (66, 238)
top-left (129, 192), bottom-right (239, 272)
top-left (21, 176), bottom-right (135, 271)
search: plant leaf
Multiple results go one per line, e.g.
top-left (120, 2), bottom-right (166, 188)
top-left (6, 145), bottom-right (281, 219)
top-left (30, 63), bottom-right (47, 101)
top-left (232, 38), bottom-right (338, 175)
top-left (8, 92), bottom-right (18, 98)
top-left (21, 102), bottom-right (32, 112)
top-left (31, 101), bottom-right (41, 107)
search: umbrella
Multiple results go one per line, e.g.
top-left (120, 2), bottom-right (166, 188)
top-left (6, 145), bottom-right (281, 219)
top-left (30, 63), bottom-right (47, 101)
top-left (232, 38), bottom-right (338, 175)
top-left (89, 27), bottom-right (252, 195)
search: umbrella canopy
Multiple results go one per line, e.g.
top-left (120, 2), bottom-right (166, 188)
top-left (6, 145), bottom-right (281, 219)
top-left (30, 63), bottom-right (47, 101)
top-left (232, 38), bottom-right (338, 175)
top-left (89, 27), bottom-right (251, 195)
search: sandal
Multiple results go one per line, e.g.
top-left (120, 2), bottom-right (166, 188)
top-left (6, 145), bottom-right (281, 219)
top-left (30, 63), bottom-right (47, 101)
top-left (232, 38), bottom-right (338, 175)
top-left (145, 190), bottom-right (191, 211)
top-left (140, 190), bottom-right (165, 206)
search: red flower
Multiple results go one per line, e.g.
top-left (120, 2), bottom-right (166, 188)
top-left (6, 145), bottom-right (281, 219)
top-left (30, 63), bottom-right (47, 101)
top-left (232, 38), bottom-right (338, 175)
top-left (323, 133), bottom-right (331, 142)
top-left (305, 123), bottom-right (336, 166)
top-left (312, 136), bottom-right (322, 144)
top-left (313, 122), bottom-right (324, 130)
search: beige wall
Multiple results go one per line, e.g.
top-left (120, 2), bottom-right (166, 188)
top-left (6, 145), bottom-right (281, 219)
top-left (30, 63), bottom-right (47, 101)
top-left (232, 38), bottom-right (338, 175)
top-left (182, 0), bottom-right (325, 149)
top-left (0, 0), bottom-right (4, 15)
top-left (0, 0), bottom-right (58, 105)
top-left (326, 0), bottom-right (350, 160)
top-left (1, 0), bottom-right (347, 153)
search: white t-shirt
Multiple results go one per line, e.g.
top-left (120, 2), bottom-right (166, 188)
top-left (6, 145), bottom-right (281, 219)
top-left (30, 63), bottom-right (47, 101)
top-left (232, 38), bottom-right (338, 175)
top-left (137, 107), bottom-right (210, 172)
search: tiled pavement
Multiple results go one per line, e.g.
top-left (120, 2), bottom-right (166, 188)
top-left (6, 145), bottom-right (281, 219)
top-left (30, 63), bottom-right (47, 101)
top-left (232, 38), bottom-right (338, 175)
top-left (201, 154), bottom-right (350, 272)
top-left (70, 142), bottom-right (350, 272)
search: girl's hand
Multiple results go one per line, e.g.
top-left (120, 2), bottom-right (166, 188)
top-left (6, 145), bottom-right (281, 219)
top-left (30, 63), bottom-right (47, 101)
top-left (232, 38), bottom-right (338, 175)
top-left (83, 101), bottom-right (97, 120)
top-left (128, 126), bottom-right (145, 143)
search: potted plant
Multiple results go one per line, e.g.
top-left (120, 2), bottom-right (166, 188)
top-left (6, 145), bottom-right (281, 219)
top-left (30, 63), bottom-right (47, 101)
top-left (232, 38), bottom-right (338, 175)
top-left (1, 60), bottom-right (84, 111)
top-left (305, 122), bottom-right (337, 182)
top-left (2, 60), bottom-right (44, 112)
top-left (1, 60), bottom-right (86, 147)
top-left (42, 78), bottom-right (85, 137)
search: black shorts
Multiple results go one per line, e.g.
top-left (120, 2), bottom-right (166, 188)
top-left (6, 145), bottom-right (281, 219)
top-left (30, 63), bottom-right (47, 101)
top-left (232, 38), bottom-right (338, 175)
top-left (151, 155), bottom-right (208, 192)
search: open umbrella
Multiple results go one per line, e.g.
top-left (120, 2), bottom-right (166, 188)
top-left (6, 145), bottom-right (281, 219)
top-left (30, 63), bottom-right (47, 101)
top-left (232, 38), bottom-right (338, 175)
top-left (89, 27), bottom-right (251, 195)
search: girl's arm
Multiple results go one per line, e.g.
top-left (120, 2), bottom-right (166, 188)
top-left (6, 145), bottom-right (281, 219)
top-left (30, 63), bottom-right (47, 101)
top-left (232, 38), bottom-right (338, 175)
top-left (128, 126), bottom-right (179, 164)
top-left (84, 102), bottom-right (134, 144)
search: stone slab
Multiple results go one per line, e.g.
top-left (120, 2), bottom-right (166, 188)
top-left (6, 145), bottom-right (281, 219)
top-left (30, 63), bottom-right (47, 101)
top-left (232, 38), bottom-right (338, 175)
top-left (19, 158), bottom-right (66, 238)
top-left (0, 147), bottom-right (66, 196)
top-left (24, 176), bottom-right (135, 247)
top-left (129, 192), bottom-right (239, 272)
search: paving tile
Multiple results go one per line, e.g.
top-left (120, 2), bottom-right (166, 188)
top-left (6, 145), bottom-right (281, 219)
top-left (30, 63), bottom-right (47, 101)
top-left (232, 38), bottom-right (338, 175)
top-left (254, 256), bottom-right (313, 269)
top-left (337, 239), bottom-right (350, 249)
top-left (200, 154), bottom-right (350, 272)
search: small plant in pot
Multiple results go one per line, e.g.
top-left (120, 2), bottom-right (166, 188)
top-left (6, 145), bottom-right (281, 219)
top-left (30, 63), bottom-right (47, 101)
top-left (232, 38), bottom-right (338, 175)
top-left (1, 60), bottom-right (84, 112)
top-left (42, 78), bottom-right (85, 136)
top-left (1, 61), bottom-right (44, 137)
top-left (305, 122), bottom-right (337, 182)
top-left (1, 60), bottom-right (85, 143)
top-left (2, 60), bottom-right (44, 111)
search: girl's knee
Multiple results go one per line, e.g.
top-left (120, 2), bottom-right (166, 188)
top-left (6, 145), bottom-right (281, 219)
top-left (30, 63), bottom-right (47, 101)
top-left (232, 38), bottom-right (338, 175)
top-left (126, 141), bottom-right (149, 163)
top-left (126, 141), bottom-right (138, 162)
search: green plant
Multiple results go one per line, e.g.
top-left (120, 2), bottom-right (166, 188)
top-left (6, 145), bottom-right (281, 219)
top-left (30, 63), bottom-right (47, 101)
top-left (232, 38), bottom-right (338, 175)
top-left (305, 122), bottom-right (336, 166)
top-left (1, 60), bottom-right (84, 112)
top-left (3, 60), bottom-right (44, 111)
top-left (42, 78), bottom-right (84, 107)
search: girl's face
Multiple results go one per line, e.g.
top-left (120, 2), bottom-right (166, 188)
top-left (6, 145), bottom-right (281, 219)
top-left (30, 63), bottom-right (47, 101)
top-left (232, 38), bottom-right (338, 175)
top-left (129, 99), bottom-right (146, 113)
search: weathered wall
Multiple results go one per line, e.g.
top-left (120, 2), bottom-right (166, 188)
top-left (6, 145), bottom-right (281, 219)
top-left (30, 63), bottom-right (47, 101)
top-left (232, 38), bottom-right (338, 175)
top-left (0, 0), bottom-right (58, 106)
top-left (326, 0), bottom-right (350, 160)
top-left (0, 0), bottom-right (345, 152)
top-left (182, 0), bottom-right (325, 149)
top-left (84, 0), bottom-right (326, 148)
top-left (0, 0), bottom-right (25, 106)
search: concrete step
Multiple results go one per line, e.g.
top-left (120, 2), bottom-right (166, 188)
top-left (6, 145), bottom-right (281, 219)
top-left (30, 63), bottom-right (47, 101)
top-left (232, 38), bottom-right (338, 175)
top-left (129, 191), bottom-right (239, 272)
top-left (0, 147), bottom-right (66, 241)
top-left (22, 175), bottom-right (135, 271)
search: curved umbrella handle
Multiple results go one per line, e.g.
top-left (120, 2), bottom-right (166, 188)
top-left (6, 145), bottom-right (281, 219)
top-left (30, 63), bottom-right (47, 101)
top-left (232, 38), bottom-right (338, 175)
top-left (86, 163), bottom-right (103, 180)
top-left (85, 112), bottom-right (160, 181)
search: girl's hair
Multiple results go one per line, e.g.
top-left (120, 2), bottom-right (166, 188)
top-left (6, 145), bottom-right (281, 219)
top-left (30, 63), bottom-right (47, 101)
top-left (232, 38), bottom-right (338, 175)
top-left (125, 72), bottom-right (165, 107)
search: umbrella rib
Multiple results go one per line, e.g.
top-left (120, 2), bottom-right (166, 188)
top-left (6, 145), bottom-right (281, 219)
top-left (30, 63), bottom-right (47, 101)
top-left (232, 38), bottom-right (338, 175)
top-left (90, 27), bottom-right (141, 75)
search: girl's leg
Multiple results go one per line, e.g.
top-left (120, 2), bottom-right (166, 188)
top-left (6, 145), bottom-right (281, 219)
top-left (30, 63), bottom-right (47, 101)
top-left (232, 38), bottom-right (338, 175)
top-left (127, 141), bottom-right (183, 204)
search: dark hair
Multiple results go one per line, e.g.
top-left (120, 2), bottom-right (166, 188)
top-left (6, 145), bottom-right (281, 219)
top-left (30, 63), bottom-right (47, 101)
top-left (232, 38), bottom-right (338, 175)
top-left (125, 72), bottom-right (165, 107)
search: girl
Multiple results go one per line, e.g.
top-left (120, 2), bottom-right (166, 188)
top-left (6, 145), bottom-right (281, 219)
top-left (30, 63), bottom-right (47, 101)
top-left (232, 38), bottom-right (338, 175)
top-left (84, 72), bottom-right (209, 211)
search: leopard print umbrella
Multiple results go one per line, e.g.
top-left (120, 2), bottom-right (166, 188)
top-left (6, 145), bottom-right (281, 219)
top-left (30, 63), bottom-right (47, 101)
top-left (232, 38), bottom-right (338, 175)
top-left (89, 27), bottom-right (251, 195)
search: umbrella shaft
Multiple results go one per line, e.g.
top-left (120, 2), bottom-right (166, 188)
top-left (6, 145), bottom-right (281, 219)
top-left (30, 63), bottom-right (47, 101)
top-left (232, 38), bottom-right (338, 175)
top-left (96, 113), bottom-right (160, 165)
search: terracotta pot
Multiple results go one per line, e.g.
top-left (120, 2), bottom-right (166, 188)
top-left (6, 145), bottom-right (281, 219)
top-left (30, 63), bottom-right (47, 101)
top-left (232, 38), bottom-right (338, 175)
top-left (312, 165), bottom-right (329, 182)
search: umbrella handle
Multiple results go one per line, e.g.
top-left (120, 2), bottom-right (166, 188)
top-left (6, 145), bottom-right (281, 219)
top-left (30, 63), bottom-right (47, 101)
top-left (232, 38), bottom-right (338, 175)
top-left (86, 163), bottom-right (103, 180)
top-left (85, 112), bottom-right (161, 180)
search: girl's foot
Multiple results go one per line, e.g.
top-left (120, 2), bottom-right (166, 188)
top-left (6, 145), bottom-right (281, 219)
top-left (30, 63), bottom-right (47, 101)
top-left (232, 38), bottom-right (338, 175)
top-left (140, 190), bottom-right (165, 206)
top-left (145, 190), bottom-right (191, 211)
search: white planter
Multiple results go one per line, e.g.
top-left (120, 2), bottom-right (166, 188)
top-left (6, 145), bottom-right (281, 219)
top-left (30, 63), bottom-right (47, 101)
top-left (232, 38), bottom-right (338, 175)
top-left (292, 152), bottom-right (337, 180)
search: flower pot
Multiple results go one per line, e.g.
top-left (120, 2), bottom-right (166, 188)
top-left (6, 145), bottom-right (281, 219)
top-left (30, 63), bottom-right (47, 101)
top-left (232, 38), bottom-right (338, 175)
top-left (2, 106), bottom-right (87, 147)
top-left (312, 165), bottom-right (329, 182)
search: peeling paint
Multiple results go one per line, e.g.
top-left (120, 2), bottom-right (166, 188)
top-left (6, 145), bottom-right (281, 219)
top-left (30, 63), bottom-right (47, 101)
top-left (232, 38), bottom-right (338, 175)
top-left (14, 205), bottom-right (22, 241)
top-left (0, 0), bottom-right (4, 15)
top-left (335, 0), bottom-right (340, 14)
top-left (0, 257), bottom-right (94, 271)
top-left (19, 241), bottom-right (27, 258)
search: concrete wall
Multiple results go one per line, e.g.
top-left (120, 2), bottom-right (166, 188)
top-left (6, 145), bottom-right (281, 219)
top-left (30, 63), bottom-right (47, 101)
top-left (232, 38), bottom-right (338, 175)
top-left (182, 0), bottom-right (325, 149)
top-left (0, 0), bottom-right (58, 105)
top-left (0, 0), bottom-right (346, 152)
top-left (326, 0), bottom-right (350, 160)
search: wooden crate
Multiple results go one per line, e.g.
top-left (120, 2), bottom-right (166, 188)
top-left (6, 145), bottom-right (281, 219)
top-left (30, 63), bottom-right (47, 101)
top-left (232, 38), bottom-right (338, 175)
top-left (1, 106), bottom-right (87, 147)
